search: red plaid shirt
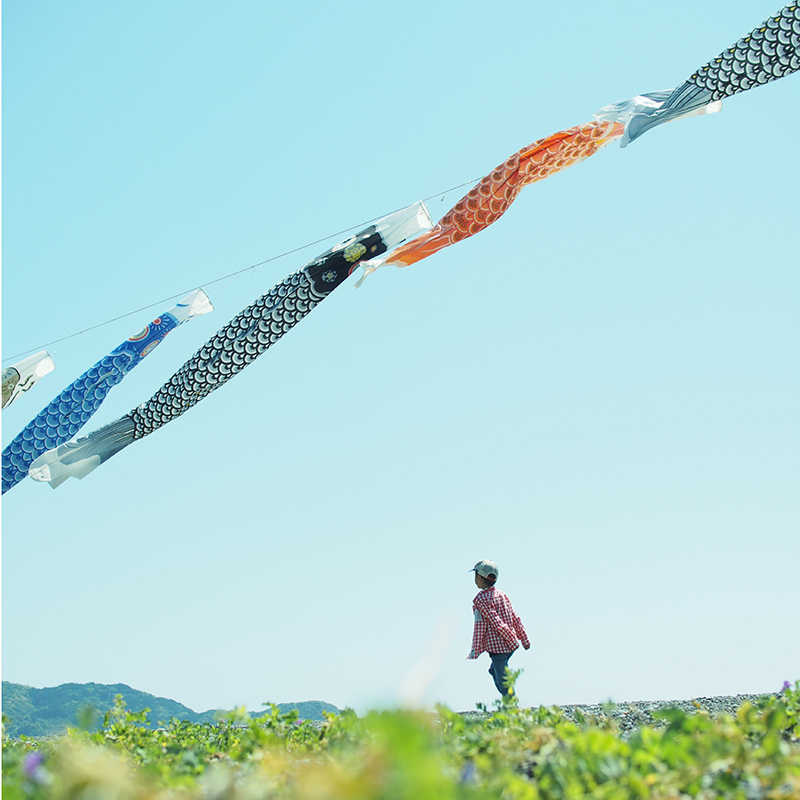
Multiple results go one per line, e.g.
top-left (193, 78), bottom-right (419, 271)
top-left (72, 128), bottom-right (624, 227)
top-left (468, 586), bottom-right (529, 659)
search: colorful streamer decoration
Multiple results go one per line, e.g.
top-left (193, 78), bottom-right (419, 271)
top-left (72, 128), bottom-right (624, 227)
top-left (357, 121), bottom-right (624, 282)
top-left (2, 351), bottom-right (56, 410)
top-left (13, 3), bottom-right (799, 493)
top-left (28, 204), bottom-right (430, 488)
top-left (2, 290), bottom-right (212, 494)
top-left (597, 3), bottom-right (800, 145)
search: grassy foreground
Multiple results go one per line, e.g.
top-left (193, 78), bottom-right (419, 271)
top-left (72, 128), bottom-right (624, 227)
top-left (3, 678), bottom-right (799, 799)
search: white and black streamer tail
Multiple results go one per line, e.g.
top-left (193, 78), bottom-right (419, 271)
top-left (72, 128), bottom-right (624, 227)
top-left (627, 3), bottom-right (800, 143)
top-left (595, 3), bottom-right (800, 145)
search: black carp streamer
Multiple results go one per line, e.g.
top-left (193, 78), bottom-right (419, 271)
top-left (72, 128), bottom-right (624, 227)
top-left (29, 204), bottom-right (430, 487)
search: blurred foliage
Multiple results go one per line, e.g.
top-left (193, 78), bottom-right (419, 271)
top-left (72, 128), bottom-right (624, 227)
top-left (3, 680), bottom-right (799, 799)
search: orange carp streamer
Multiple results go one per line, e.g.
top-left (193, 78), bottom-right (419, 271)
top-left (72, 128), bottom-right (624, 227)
top-left (370, 120), bottom-right (623, 273)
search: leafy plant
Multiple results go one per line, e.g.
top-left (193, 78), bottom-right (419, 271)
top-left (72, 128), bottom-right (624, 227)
top-left (3, 682), bottom-right (799, 798)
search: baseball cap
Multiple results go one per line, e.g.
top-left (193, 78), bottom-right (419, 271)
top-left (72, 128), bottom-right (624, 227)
top-left (471, 559), bottom-right (499, 580)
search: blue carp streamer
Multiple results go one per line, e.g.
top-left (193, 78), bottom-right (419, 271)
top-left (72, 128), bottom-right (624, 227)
top-left (2, 290), bottom-right (212, 493)
top-left (28, 204), bottom-right (430, 488)
top-left (597, 3), bottom-right (800, 145)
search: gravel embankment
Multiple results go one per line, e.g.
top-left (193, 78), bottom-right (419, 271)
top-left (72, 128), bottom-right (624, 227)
top-left (459, 693), bottom-right (777, 736)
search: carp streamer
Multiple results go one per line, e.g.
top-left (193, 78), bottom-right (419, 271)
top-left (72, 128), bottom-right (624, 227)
top-left (28, 205), bottom-right (429, 488)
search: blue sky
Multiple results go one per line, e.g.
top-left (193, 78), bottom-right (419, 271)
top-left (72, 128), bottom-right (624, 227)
top-left (2, 0), bottom-right (798, 716)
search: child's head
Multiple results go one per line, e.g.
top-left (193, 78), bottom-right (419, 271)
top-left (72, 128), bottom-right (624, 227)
top-left (471, 559), bottom-right (498, 588)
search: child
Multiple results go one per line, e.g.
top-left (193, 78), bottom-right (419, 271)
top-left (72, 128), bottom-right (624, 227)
top-left (467, 559), bottom-right (530, 696)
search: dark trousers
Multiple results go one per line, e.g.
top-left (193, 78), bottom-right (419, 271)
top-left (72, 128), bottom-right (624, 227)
top-left (488, 652), bottom-right (513, 695)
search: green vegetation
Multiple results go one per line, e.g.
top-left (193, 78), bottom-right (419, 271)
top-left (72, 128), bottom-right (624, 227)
top-left (1, 682), bottom-right (338, 737)
top-left (3, 679), bottom-right (799, 799)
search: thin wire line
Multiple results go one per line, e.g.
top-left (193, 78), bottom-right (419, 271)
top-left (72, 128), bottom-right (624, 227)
top-left (3, 181), bottom-right (478, 364)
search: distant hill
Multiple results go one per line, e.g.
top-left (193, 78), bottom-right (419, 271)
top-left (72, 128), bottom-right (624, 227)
top-left (2, 681), bottom-right (340, 738)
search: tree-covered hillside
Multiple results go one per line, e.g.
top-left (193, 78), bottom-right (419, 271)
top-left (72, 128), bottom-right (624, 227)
top-left (2, 681), bottom-right (339, 737)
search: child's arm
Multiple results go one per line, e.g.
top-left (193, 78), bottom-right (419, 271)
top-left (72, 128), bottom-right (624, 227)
top-left (468, 600), bottom-right (487, 659)
top-left (468, 619), bottom-right (485, 659)
top-left (514, 612), bottom-right (531, 650)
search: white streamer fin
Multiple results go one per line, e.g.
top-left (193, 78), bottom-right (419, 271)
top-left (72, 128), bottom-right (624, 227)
top-left (28, 416), bottom-right (136, 488)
